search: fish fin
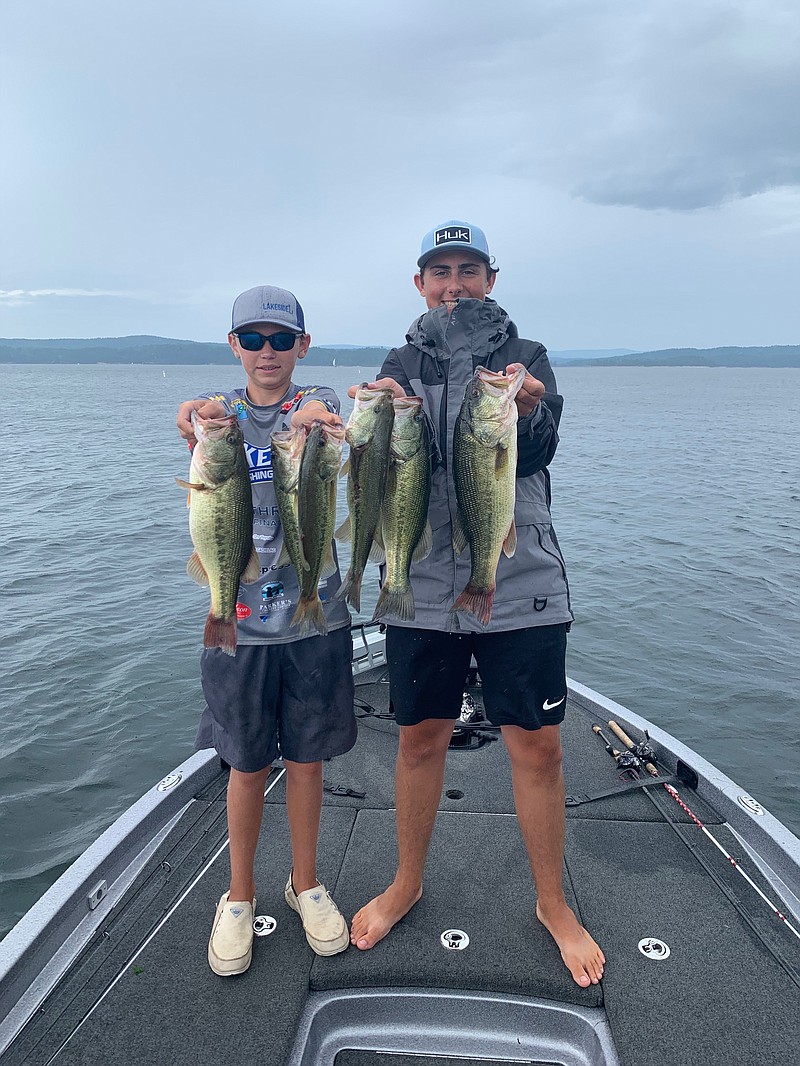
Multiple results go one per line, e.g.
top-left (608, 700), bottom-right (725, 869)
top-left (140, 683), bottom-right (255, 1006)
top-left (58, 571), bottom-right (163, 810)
top-left (204, 614), bottom-right (237, 656)
top-left (412, 521), bottom-right (433, 563)
top-left (186, 551), bottom-right (210, 586)
top-left (290, 594), bottom-right (329, 637)
top-left (335, 514), bottom-right (352, 541)
top-left (372, 583), bottom-right (415, 622)
top-left (502, 518), bottom-right (517, 558)
top-left (320, 546), bottom-right (338, 580)
top-left (452, 510), bottom-right (468, 555)
top-left (277, 541), bottom-right (309, 571)
top-left (451, 583), bottom-right (494, 626)
top-left (335, 568), bottom-right (361, 612)
top-left (368, 527), bottom-right (385, 564)
top-left (494, 444), bottom-right (510, 479)
top-left (176, 478), bottom-right (208, 491)
top-left (242, 546), bottom-right (261, 583)
top-left (339, 457), bottom-right (350, 478)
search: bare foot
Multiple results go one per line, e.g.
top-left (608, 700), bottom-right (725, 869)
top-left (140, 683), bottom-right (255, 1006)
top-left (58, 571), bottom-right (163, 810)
top-left (350, 883), bottom-right (423, 950)
top-left (536, 901), bottom-right (605, 987)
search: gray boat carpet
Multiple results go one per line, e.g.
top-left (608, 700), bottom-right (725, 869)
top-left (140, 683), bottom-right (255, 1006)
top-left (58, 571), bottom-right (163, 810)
top-left (9, 684), bottom-right (775, 1066)
top-left (566, 819), bottom-right (800, 1066)
top-left (46, 803), bottom-right (357, 1066)
top-left (306, 689), bottom-right (723, 826)
top-left (313, 808), bottom-right (603, 1008)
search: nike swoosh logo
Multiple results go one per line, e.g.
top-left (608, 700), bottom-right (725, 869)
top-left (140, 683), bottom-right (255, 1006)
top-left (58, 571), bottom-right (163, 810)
top-left (542, 696), bottom-right (565, 711)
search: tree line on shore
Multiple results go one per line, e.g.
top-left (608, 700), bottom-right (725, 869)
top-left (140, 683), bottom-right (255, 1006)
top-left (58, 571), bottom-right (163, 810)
top-left (1, 336), bottom-right (798, 368)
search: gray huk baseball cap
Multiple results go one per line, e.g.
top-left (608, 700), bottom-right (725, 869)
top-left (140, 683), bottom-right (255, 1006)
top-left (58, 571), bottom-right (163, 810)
top-left (231, 285), bottom-right (306, 333)
top-left (417, 220), bottom-right (492, 269)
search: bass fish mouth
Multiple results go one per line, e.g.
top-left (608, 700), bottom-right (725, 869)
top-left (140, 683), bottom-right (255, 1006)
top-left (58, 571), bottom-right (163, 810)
top-left (191, 413), bottom-right (238, 441)
top-left (392, 396), bottom-right (424, 414)
top-left (473, 366), bottom-right (526, 399)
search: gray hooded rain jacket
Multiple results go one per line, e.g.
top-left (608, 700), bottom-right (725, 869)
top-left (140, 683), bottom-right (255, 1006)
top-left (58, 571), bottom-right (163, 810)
top-left (379, 298), bottom-right (573, 634)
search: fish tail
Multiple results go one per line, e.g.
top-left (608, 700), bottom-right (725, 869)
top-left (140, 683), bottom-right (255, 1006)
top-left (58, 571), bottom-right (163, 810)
top-left (372, 583), bottom-right (415, 622)
top-left (335, 568), bottom-right (362, 612)
top-left (204, 613), bottom-right (237, 656)
top-left (451, 584), bottom-right (495, 626)
top-left (290, 595), bottom-right (329, 637)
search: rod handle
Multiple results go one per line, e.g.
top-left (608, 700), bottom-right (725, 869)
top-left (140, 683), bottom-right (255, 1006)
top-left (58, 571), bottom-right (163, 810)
top-left (608, 720), bottom-right (635, 748)
top-left (608, 720), bottom-right (659, 777)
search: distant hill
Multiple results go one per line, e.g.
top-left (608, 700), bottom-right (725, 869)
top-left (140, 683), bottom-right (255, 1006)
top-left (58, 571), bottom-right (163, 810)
top-left (549, 348), bottom-right (639, 365)
top-left (0, 336), bottom-right (389, 366)
top-left (559, 345), bottom-right (800, 368)
top-left (1, 337), bottom-right (797, 368)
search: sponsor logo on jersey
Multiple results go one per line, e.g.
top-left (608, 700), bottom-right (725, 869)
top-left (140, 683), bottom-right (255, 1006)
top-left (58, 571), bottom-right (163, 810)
top-left (244, 441), bottom-right (273, 483)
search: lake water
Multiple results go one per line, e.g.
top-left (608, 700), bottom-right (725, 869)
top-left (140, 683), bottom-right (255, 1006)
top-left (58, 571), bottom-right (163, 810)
top-left (0, 363), bottom-right (798, 938)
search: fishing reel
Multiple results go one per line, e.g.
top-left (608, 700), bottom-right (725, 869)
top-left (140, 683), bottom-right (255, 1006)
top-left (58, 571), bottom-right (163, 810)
top-left (629, 730), bottom-right (658, 766)
top-left (449, 691), bottom-right (498, 750)
top-left (614, 749), bottom-right (641, 775)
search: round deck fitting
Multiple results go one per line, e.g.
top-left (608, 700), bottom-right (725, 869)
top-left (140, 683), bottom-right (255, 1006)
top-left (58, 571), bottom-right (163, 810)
top-left (156, 772), bottom-right (182, 792)
top-left (441, 929), bottom-right (470, 950)
top-left (638, 937), bottom-right (670, 960)
top-left (253, 915), bottom-right (277, 936)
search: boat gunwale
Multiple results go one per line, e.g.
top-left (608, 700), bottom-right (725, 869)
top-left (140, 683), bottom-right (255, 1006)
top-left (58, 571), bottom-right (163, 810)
top-left (567, 676), bottom-right (800, 901)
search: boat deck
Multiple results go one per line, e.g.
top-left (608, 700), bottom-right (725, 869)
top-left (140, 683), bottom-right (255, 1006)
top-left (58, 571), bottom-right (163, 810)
top-left (3, 667), bottom-right (800, 1066)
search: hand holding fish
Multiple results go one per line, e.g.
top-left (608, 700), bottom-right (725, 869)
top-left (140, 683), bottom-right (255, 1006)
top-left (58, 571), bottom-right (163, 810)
top-left (289, 403), bottom-right (344, 431)
top-left (176, 399), bottom-right (228, 445)
top-left (346, 378), bottom-right (407, 401)
top-left (505, 363), bottom-right (545, 417)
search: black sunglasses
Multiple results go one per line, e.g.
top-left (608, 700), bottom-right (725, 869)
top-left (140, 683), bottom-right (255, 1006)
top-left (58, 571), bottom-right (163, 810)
top-left (233, 330), bottom-right (302, 353)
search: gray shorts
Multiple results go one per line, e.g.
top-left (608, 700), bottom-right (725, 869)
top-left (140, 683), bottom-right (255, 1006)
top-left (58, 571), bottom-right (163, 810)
top-left (195, 626), bottom-right (357, 772)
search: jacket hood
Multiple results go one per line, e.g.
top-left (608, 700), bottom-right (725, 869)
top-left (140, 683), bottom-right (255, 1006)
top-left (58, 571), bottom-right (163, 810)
top-left (405, 298), bottom-right (518, 358)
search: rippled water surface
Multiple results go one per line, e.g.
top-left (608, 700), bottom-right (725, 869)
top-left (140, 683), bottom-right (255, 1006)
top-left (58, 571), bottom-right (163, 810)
top-left (1, 363), bottom-right (798, 937)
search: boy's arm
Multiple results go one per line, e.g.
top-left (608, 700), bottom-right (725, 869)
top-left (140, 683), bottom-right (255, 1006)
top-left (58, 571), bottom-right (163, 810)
top-left (506, 346), bottom-right (563, 478)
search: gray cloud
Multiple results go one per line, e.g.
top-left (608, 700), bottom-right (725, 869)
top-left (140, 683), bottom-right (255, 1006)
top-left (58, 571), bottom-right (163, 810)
top-left (1, 1), bottom-right (798, 346)
top-left (452, 1), bottom-right (800, 210)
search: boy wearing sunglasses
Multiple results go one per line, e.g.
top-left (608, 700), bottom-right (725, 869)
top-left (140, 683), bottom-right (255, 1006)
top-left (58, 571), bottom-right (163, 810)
top-left (176, 285), bottom-right (356, 975)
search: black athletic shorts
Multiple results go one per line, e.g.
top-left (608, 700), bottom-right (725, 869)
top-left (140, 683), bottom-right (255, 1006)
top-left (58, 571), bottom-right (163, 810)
top-left (196, 625), bottom-right (357, 772)
top-left (386, 624), bottom-right (568, 730)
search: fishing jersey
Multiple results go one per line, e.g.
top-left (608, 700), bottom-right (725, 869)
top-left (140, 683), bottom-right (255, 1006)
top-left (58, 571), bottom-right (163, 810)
top-left (196, 383), bottom-right (351, 644)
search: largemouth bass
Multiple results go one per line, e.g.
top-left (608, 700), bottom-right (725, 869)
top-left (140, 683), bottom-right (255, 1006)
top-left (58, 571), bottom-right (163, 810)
top-left (291, 420), bottom-right (345, 636)
top-left (335, 385), bottom-right (395, 612)
top-left (451, 365), bottom-right (526, 625)
top-left (178, 413), bottom-right (260, 655)
top-left (271, 426), bottom-right (309, 582)
top-left (372, 396), bottom-right (432, 622)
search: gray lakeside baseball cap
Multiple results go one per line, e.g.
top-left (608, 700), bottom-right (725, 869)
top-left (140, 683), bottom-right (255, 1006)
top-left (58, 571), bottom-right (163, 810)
top-left (231, 285), bottom-right (305, 334)
top-left (417, 220), bottom-right (492, 269)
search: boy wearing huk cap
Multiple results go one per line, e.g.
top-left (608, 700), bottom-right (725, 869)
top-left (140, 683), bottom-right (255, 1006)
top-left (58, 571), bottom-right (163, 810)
top-left (348, 222), bottom-right (605, 989)
top-left (177, 285), bottom-right (356, 974)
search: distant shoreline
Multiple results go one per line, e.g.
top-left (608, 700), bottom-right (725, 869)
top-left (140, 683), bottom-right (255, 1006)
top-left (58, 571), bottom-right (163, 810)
top-left (1, 337), bottom-right (798, 368)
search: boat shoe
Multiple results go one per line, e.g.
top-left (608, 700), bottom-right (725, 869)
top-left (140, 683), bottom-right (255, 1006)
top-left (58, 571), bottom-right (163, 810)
top-left (284, 876), bottom-right (349, 956)
top-left (208, 892), bottom-right (256, 976)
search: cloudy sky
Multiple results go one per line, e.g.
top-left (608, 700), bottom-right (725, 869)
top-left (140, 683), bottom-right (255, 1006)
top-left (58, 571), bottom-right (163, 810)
top-left (2, 0), bottom-right (798, 349)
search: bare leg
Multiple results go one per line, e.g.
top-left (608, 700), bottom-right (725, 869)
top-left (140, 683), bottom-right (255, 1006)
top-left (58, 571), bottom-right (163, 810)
top-left (503, 724), bottom-right (605, 987)
top-left (350, 717), bottom-right (454, 949)
top-left (227, 765), bottom-right (271, 902)
top-left (284, 759), bottom-right (323, 893)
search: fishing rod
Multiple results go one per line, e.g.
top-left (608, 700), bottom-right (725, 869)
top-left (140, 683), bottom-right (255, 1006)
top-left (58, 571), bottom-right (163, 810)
top-left (595, 719), bottom-right (800, 944)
